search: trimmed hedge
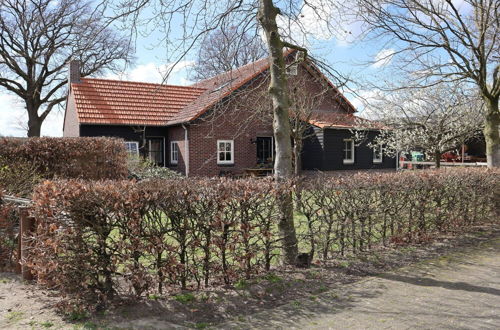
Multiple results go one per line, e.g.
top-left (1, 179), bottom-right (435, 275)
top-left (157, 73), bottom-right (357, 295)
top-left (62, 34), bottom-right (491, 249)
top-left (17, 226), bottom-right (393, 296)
top-left (29, 178), bottom-right (281, 310)
top-left (295, 169), bottom-right (498, 260)
top-left (26, 169), bottom-right (499, 311)
top-left (0, 137), bottom-right (128, 181)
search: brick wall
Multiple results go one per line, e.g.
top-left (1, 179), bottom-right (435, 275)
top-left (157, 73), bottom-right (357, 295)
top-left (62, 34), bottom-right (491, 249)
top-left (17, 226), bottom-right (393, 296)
top-left (63, 88), bottom-right (80, 137)
top-left (167, 126), bottom-right (188, 175)
top-left (185, 65), bottom-right (345, 177)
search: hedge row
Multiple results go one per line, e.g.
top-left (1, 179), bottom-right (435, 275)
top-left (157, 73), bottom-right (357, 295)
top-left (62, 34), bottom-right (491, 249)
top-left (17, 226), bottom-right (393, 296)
top-left (25, 169), bottom-right (499, 310)
top-left (0, 137), bottom-right (128, 182)
top-left (295, 169), bottom-right (498, 259)
top-left (28, 178), bottom-right (283, 309)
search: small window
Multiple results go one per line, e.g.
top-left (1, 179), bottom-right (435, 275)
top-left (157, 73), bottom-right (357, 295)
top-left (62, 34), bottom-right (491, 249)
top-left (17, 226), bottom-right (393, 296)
top-left (373, 144), bottom-right (383, 163)
top-left (124, 141), bottom-right (139, 156)
top-left (343, 139), bottom-right (355, 164)
top-left (286, 64), bottom-right (298, 75)
top-left (217, 140), bottom-right (234, 165)
top-left (147, 138), bottom-right (164, 166)
top-left (170, 141), bottom-right (179, 165)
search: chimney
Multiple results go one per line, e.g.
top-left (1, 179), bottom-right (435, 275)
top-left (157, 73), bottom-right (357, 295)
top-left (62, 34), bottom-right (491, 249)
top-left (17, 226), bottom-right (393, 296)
top-left (68, 59), bottom-right (81, 83)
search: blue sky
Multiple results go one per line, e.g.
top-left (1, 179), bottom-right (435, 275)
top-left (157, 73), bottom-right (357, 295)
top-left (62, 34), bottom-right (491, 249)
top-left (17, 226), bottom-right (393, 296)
top-left (0, 1), bottom-right (395, 137)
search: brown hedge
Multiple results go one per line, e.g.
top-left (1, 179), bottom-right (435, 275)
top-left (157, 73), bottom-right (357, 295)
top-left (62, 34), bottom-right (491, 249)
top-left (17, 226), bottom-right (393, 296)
top-left (0, 191), bottom-right (18, 270)
top-left (295, 169), bottom-right (499, 260)
top-left (0, 137), bottom-right (128, 181)
top-left (26, 169), bottom-right (499, 311)
top-left (28, 178), bottom-right (281, 310)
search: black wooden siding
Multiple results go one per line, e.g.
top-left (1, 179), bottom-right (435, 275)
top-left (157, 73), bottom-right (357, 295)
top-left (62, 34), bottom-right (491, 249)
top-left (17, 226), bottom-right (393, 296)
top-left (302, 126), bottom-right (325, 170)
top-left (302, 127), bottom-right (396, 171)
top-left (80, 124), bottom-right (169, 163)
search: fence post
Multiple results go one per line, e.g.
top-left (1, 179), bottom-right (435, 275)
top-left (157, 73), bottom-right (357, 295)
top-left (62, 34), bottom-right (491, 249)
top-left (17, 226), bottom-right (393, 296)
top-left (19, 207), bottom-right (35, 281)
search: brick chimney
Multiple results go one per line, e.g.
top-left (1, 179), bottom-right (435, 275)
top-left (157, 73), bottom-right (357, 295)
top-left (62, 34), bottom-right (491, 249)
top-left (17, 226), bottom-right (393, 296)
top-left (68, 59), bottom-right (81, 83)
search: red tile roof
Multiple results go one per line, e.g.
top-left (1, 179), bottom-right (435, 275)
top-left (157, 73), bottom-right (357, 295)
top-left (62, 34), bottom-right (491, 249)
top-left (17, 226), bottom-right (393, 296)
top-left (72, 78), bottom-right (206, 126)
top-left (308, 112), bottom-right (383, 129)
top-left (71, 50), bottom-right (370, 128)
top-left (167, 54), bottom-right (276, 125)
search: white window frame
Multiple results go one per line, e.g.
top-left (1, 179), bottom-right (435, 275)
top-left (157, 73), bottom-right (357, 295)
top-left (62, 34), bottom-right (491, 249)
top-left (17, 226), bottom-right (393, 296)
top-left (343, 139), bottom-right (355, 164)
top-left (124, 141), bottom-right (139, 156)
top-left (170, 141), bottom-right (179, 165)
top-left (286, 64), bottom-right (298, 75)
top-left (373, 144), bottom-right (383, 163)
top-left (217, 140), bottom-right (234, 165)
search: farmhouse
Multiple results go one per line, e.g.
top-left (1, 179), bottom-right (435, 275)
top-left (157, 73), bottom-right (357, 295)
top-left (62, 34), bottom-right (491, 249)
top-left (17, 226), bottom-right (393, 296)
top-left (63, 51), bottom-right (396, 176)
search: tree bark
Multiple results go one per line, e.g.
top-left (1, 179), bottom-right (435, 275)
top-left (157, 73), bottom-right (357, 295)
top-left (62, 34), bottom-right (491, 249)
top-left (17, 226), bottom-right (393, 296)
top-left (294, 140), bottom-right (302, 176)
top-left (483, 96), bottom-right (500, 168)
top-left (434, 150), bottom-right (441, 169)
top-left (258, 0), bottom-right (298, 265)
top-left (27, 103), bottom-right (42, 137)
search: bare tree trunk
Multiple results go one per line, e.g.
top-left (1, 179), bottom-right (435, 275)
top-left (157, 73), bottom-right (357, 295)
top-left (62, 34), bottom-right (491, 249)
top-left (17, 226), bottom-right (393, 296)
top-left (294, 140), bottom-right (302, 176)
top-left (483, 96), bottom-right (500, 168)
top-left (26, 103), bottom-right (42, 137)
top-left (434, 151), bottom-right (441, 169)
top-left (293, 141), bottom-right (302, 176)
top-left (258, 0), bottom-right (298, 265)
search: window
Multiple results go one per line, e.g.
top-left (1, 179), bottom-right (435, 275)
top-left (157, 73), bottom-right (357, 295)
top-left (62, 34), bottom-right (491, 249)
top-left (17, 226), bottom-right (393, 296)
top-left (170, 141), bottom-right (179, 165)
top-left (217, 140), bottom-right (234, 164)
top-left (343, 139), bottom-right (355, 164)
top-left (286, 64), bottom-right (298, 75)
top-left (146, 138), bottom-right (164, 166)
top-left (373, 144), bottom-right (383, 163)
top-left (124, 141), bottom-right (139, 156)
top-left (256, 137), bottom-right (273, 164)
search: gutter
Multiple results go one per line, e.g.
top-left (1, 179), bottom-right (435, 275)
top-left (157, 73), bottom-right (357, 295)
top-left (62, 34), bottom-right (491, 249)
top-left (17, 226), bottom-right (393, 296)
top-left (182, 124), bottom-right (189, 177)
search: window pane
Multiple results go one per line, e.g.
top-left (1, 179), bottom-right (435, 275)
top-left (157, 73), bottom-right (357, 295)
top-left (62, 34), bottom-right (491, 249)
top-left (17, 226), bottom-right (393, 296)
top-left (226, 143), bottom-right (231, 151)
top-left (219, 152), bottom-right (225, 161)
top-left (219, 142), bottom-right (224, 151)
top-left (147, 139), bottom-right (163, 166)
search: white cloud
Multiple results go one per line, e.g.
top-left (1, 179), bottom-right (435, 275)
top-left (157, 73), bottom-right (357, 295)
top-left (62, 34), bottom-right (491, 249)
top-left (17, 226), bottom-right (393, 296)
top-left (275, 0), bottom-right (365, 47)
top-left (350, 89), bottom-right (385, 118)
top-left (107, 61), bottom-right (195, 85)
top-left (0, 92), bottom-right (26, 137)
top-left (0, 91), bottom-right (63, 137)
top-left (371, 49), bottom-right (395, 68)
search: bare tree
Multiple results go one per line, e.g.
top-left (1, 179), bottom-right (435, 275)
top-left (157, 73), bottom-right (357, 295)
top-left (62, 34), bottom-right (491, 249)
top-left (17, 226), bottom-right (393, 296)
top-left (0, 0), bottom-right (132, 137)
top-left (288, 74), bottom-right (328, 175)
top-left (107, 0), bottom-right (347, 265)
top-left (191, 26), bottom-right (266, 81)
top-left (355, 0), bottom-right (500, 167)
top-left (361, 82), bottom-right (484, 168)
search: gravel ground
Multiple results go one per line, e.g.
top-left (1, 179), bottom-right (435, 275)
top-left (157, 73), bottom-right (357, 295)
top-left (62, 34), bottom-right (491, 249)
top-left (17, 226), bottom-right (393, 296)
top-left (221, 237), bottom-right (500, 329)
top-left (1, 225), bottom-right (499, 329)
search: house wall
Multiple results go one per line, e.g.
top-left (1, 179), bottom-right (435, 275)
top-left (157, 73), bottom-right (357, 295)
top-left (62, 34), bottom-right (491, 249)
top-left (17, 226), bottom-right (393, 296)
top-left (185, 64), bottom-right (390, 177)
top-left (302, 126), bottom-right (325, 170)
top-left (80, 125), bottom-right (169, 165)
top-left (62, 88), bottom-right (80, 137)
top-left (306, 129), bottom-right (396, 171)
top-left (167, 125), bottom-right (187, 175)
top-left (298, 65), bottom-right (353, 114)
top-left (187, 104), bottom-right (273, 177)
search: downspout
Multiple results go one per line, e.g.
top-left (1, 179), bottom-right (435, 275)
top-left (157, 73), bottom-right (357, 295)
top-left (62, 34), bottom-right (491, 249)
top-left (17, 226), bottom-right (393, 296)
top-left (182, 124), bottom-right (189, 177)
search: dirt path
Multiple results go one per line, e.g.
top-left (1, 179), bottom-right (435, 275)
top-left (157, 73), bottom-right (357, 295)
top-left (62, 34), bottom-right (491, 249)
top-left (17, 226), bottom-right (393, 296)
top-left (0, 273), bottom-right (72, 329)
top-left (1, 234), bottom-right (499, 329)
top-left (221, 238), bottom-right (500, 329)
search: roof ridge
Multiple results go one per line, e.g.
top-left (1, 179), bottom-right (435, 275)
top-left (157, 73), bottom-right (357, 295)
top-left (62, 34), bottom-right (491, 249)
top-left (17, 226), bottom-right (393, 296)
top-left (80, 77), bottom-right (206, 91)
top-left (191, 49), bottom-right (297, 87)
